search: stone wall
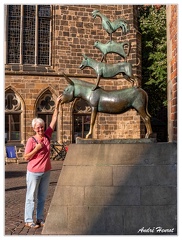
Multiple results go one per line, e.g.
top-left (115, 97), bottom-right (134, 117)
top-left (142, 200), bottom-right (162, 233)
top-left (42, 142), bottom-right (177, 235)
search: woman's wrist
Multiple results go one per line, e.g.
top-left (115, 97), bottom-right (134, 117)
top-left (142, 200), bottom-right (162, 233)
top-left (55, 103), bottom-right (59, 110)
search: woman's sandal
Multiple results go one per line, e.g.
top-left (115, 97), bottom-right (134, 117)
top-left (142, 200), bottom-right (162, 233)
top-left (25, 222), bottom-right (40, 228)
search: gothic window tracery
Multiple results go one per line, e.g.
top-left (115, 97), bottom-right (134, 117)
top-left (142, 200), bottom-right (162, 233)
top-left (36, 91), bottom-right (57, 140)
top-left (37, 94), bottom-right (55, 112)
top-left (5, 90), bottom-right (22, 142)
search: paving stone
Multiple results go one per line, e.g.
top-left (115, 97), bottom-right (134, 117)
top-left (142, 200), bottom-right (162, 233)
top-left (5, 160), bottom-right (63, 235)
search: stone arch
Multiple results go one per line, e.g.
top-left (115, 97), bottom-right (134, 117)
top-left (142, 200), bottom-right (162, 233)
top-left (34, 87), bottom-right (60, 141)
top-left (34, 86), bottom-right (58, 114)
top-left (5, 85), bottom-right (26, 111)
top-left (5, 86), bottom-right (25, 143)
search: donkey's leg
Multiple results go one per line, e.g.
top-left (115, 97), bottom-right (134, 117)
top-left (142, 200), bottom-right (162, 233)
top-left (131, 76), bottom-right (140, 87)
top-left (137, 107), bottom-right (153, 138)
top-left (144, 116), bottom-right (153, 138)
top-left (86, 107), bottom-right (97, 138)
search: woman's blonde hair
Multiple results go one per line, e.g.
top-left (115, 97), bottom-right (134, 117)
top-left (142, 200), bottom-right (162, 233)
top-left (32, 118), bottom-right (45, 128)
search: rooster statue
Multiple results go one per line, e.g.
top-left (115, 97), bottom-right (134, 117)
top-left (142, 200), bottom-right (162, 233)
top-left (92, 9), bottom-right (129, 41)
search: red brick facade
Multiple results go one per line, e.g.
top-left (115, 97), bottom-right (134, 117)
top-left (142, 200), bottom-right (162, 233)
top-left (5, 5), bottom-right (144, 150)
top-left (166, 5), bottom-right (177, 142)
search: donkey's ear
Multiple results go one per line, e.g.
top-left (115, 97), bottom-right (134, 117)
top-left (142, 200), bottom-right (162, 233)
top-left (82, 54), bottom-right (87, 59)
top-left (62, 72), bottom-right (74, 86)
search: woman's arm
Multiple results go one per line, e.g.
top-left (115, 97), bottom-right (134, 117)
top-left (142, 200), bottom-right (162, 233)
top-left (49, 95), bottom-right (62, 131)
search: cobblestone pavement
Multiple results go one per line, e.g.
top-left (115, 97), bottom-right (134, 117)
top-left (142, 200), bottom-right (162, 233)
top-left (5, 160), bottom-right (63, 235)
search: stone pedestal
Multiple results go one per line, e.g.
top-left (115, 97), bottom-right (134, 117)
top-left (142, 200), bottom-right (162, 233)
top-left (42, 141), bottom-right (177, 235)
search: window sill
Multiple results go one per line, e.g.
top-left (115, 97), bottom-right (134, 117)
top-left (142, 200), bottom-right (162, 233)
top-left (5, 64), bottom-right (56, 75)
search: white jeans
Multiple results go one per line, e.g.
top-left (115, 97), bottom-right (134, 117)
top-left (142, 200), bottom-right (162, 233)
top-left (24, 170), bottom-right (50, 223)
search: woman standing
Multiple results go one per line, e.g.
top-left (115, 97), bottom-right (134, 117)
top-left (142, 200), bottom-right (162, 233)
top-left (24, 95), bottom-right (62, 228)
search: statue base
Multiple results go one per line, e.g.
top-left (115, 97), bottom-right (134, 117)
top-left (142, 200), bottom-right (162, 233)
top-left (42, 141), bottom-right (177, 235)
top-left (76, 137), bottom-right (157, 144)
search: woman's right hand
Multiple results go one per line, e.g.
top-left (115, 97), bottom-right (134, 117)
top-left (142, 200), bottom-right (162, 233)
top-left (35, 143), bottom-right (43, 151)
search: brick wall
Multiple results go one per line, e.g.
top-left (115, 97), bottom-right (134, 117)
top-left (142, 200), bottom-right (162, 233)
top-left (5, 5), bottom-right (144, 146)
top-left (166, 5), bottom-right (177, 142)
top-left (52, 5), bottom-right (143, 140)
top-left (52, 5), bottom-right (141, 76)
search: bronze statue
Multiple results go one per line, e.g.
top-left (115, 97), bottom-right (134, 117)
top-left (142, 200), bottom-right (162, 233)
top-left (92, 9), bottom-right (129, 41)
top-left (80, 54), bottom-right (137, 90)
top-left (61, 73), bottom-right (152, 139)
top-left (60, 10), bottom-right (152, 140)
top-left (94, 40), bottom-right (131, 62)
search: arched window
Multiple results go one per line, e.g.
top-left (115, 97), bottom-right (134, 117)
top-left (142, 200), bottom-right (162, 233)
top-left (72, 99), bottom-right (91, 142)
top-left (5, 5), bottom-right (51, 65)
top-left (5, 89), bottom-right (22, 142)
top-left (36, 91), bottom-right (57, 141)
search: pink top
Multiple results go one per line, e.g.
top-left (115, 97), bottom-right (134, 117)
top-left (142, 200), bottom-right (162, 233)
top-left (25, 127), bottom-right (53, 173)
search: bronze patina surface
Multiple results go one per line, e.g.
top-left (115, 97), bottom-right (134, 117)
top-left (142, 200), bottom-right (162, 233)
top-left (92, 9), bottom-right (129, 41)
top-left (94, 40), bottom-right (130, 62)
top-left (80, 54), bottom-right (137, 90)
top-left (61, 73), bottom-right (152, 139)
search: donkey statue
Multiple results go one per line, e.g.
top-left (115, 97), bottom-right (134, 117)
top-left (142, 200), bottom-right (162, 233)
top-left (80, 54), bottom-right (138, 90)
top-left (61, 73), bottom-right (153, 139)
